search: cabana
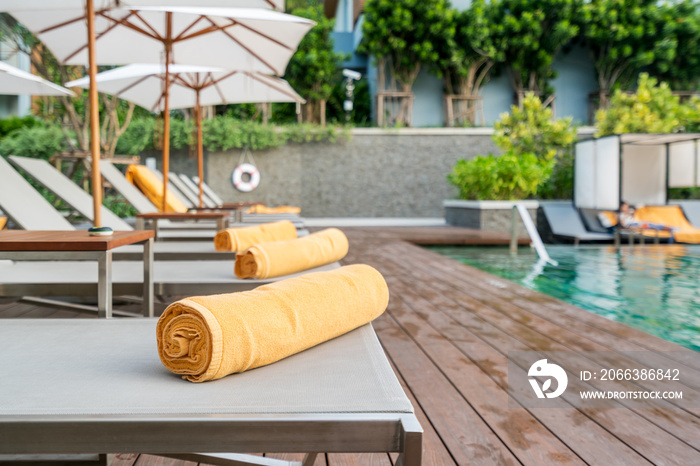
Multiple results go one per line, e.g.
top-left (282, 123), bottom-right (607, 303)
top-left (574, 133), bottom-right (700, 210)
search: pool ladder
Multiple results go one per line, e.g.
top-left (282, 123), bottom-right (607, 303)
top-left (510, 204), bottom-right (558, 266)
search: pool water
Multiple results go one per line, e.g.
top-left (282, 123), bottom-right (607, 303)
top-left (429, 245), bottom-right (700, 352)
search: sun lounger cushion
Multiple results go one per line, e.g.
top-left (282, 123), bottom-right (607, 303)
top-left (246, 204), bottom-right (301, 214)
top-left (126, 165), bottom-right (188, 213)
top-left (214, 220), bottom-right (298, 252)
top-left (0, 217), bottom-right (6, 230)
top-left (235, 228), bottom-right (348, 279)
top-left (634, 205), bottom-right (700, 243)
top-left (156, 264), bottom-right (389, 382)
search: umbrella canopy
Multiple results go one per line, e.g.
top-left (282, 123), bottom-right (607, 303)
top-left (65, 64), bottom-right (304, 111)
top-left (10, 6), bottom-right (313, 75)
top-left (66, 63), bottom-right (304, 207)
top-left (0, 1), bottom-right (285, 12)
top-left (8, 4), bottom-right (314, 212)
top-left (0, 61), bottom-right (73, 96)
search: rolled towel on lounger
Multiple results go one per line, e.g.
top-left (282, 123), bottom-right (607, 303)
top-left (235, 228), bottom-right (349, 279)
top-left (213, 220), bottom-right (298, 252)
top-left (156, 264), bottom-right (389, 382)
top-left (246, 204), bottom-right (301, 214)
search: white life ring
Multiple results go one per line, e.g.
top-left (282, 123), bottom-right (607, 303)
top-left (232, 163), bottom-right (260, 192)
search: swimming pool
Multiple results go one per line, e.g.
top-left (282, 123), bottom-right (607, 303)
top-left (429, 245), bottom-right (700, 352)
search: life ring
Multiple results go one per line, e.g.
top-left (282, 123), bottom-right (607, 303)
top-left (232, 163), bottom-right (260, 192)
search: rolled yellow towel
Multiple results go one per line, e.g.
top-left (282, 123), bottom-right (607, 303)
top-left (213, 220), bottom-right (298, 252)
top-left (235, 228), bottom-right (349, 279)
top-left (246, 204), bottom-right (301, 214)
top-left (156, 264), bottom-right (389, 382)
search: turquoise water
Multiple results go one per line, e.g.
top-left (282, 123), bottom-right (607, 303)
top-left (429, 245), bottom-right (700, 352)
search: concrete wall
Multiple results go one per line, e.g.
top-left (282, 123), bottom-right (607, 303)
top-left (155, 128), bottom-right (499, 218)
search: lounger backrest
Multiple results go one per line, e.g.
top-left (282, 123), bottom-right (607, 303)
top-left (193, 175), bottom-right (224, 206)
top-left (151, 169), bottom-right (194, 208)
top-left (178, 174), bottom-right (217, 208)
top-left (167, 172), bottom-right (200, 207)
top-left (0, 156), bottom-right (74, 230)
top-left (100, 161), bottom-right (157, 214)
top-left (579, 208), bottom-right (610, 233)
top-left (541, 203), bottom-right (590, 237)
top-left (9, 156), bottom-right (133, 231)
top-left (677, 201), bottom-right (700, 227)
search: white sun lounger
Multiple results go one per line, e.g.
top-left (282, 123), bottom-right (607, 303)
top-left (0, 157), bottom-right (234, 259)
top-left (0, 319), bottom-right (422, 466)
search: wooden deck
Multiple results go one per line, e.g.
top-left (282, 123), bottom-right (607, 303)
top-left (1, 226), bottom-right (699, 465)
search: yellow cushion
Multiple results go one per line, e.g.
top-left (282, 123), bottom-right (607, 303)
top-left (634, 205), bottom-right (700, 243)
top-left (0, 217), bottom-right (6, 230)
top-left (246, 204), bottom-right (301, 214)
top-left (125, 165), bottom-right (187, 213)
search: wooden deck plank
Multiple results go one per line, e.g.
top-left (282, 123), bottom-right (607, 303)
top-left (386, 359), bottom-right (458, 466)
top-left (373, 313), bottom-right (520, 465)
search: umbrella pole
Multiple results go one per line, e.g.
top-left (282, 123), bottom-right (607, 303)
top-left (161, 12), bottom-right (172, 212)
top-left (196, 89), bottom-right (204, 208)
top-left (86, 0), bottom-right (102, 227)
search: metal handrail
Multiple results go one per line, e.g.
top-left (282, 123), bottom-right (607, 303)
top-left (510, 204), bottom-right (558, 266)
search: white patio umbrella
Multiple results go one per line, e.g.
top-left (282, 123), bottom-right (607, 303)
top-left (9, 5), bottom-right (314, 212)
top-left (0, 61), bottom-right (73, 96)
top-left (2, 0), bottom-right (293, 224)
top-left (66, 63), bottom-right (305, 207)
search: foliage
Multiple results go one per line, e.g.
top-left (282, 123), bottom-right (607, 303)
top-left (103, 194), bottom-right (138, 219)
top-left (285, 4), bottom-right (348, 124)
top-left (649, 0), bottom-right (700, 90)
top-left (447, 152), bottom-right (554, 200)
top-left (493, 93), bottom-right (576, 160)
top-left (0, 116), bottom-right (43, 140)
top-left (0, 126), bottom-right (67, 161)
top-left (117, 116), bottom-right (347, 154)
top-left (489, 0), bottom-right (580, 96)
top-left (449, 94), bottom-right (576, 200)
top-left (359, 0), bottom-right (454, 90)
top-left (582, 0), bottom-right (675, 100)
top-left (594, 73), bottom-right (700, 135)
top-left (436, 0), bottom-right (499, 96)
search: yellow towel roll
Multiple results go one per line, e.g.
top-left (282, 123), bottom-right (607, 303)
top-left (214, 221), bottom-right (298, 252)
top-left (235, 228), bottom-right (349, 279)
top-left (246, 204), bottom-right (301, 214)
top-left (156, 264), bottom-right (389, 382)
top-left (125, 165), bottom-right (188, 213)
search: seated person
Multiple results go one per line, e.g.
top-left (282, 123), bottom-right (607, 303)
top-left (618, 201), bottom-right (677, 242)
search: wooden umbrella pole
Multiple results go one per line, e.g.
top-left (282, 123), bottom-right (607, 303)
top-left (161, 12), bottom-right (172, 212)
top-left (196, 89), bottom-right (204, 208)
top-left (86, 0), bottom-right (102, 227)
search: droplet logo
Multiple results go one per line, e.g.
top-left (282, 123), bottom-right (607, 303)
top-left (528, 359), bottom-right (568, 398)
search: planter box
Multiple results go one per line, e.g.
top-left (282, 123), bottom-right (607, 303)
top-left (443, 200), bottom-right (540, 237)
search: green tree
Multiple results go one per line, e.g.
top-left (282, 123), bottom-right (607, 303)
top-left (649, 0), bottom-right (700, 91)
top-left (285, 4), bottom-right (348, 125)
top-left (359, 0), bottom-right (453, 125)
top-left (582, 0), bottom-right (675, 107)
top-left (594, 73), bottom-right (698, 135)
top-left (489, 0), bottom-right (580, 102)
top-left (435, 0), bottom-right (499, 125)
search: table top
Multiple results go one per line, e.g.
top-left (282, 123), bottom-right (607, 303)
top-left (136, 211), bottom-right (228, 219)
top-left (0, 230), bottom-right (154, 251)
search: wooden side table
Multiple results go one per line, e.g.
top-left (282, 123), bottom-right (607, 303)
top-left (135, 212), bottom-right (230, 239)
top-left (0, 230), bottom-right (154, 318)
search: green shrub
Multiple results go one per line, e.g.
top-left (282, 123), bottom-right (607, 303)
top-left (0, 125), bottom-right (67, 160)
top-left (595, 73), bottom-right (696, 136)
top-left (103, 194), bottom-right (138, 218)
top-left (493, 93), bottom-right (576, 160)
top-left (0, 116), bottom-right (43, 140)
top-left (447, 152), bottom-right (554, 200)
